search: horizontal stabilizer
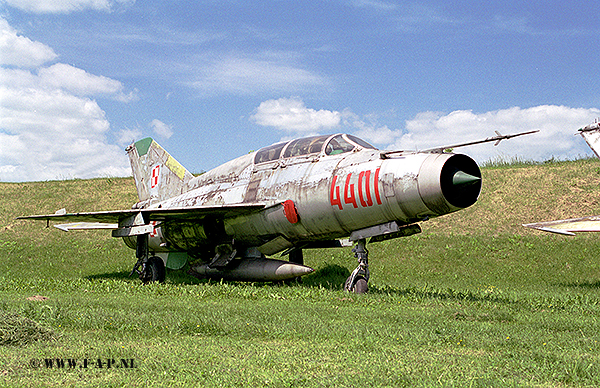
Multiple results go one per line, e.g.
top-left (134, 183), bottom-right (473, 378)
top-left (54, 222), bottom-right (118, 232)
top-left (523, 215), bottom-right (600, 235)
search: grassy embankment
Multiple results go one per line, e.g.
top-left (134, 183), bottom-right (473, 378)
top-left (1, 159), bottom-right (600, 387)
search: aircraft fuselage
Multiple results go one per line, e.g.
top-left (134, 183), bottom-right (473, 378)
top-left (136, 135), bottom-right (481, 260)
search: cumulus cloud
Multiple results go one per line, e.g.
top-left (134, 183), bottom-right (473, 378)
top-left (39, 64), bottom-right (138, 102)
top-left (0, 87), bottom-right (130, 181)
top-left (3, 0), bottom-right (135, 14)
top-left (0, 65), bottom-right (137, 102)
top-left (251, 97), bottom-right (341, 133)
top-left (150, 119), bottom-right (174, 139)
top-left (0, 18), bottom-right (134, 181)
top-left (393, 106), bottom-right (600, 162)
top-left (340, 110), bottom-right (401, 145)
top-left (0, 18), bottom-right (58, 67)
top-left (251, 97), bottom-right (600, 163)
top-left (251, 97), bottom-right (402, 146)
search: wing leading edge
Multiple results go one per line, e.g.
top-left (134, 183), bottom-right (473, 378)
top-left (523, 215), bottom-right (600, 236)
top-left (18, 203), bottom-right (266, 232)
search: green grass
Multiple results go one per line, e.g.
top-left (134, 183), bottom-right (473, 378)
top-left (1, 160), bottom-right (600, 387)
top-left (0, 311), bottom-right (56, 346)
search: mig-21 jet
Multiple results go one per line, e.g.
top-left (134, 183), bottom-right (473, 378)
top-left (19, 130), bottom-right (535, 293)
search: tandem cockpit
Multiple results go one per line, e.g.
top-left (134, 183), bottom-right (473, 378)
top-left (254, 134), bottom-right (377, 165)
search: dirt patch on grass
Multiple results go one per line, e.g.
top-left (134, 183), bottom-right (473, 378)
top-left (26, 295), bottom-right (49, 301)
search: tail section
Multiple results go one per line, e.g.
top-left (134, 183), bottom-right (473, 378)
top-left (126, 138), bottom-right (194, 203)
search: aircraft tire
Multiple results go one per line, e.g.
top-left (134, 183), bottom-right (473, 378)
top-left (143, 256), bottom-right (166, 283)
top-left (353, 277), bottom-right (368, 294)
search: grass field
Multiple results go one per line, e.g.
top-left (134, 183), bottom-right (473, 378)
top-left (1, 159), bottom-right (600, 387)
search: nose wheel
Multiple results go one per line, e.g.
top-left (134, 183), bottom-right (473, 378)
top-left (344, 239), bottom-right (369, 294)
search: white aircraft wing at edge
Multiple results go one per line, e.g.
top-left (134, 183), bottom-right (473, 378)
top-left (523, 215), bottom-right (600, 236)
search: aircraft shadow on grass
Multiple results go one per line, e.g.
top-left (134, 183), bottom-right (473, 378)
top-left (86, 271), bottom-right (131, 281)
top-left (85, 270), bottom-right (202, 285)
top-left (557, 280), bottom-right (600, 289)
top-left (298, 264), bottom-right (351, 290)
top-left (85, 264), bottom-right (352, 289)
top-left (86, 265), bottom-right (521, 308)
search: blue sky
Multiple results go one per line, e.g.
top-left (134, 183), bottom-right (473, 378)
top-left (1, 0), bottom-right (600, 181)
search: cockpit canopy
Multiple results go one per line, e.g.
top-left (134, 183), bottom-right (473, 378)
top-left (254, 134), bottom-right (376, 165)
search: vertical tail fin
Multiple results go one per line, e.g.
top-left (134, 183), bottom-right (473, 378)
top-left (126, 138), bottom-right (194, 203)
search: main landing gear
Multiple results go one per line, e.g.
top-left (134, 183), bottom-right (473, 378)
top-left (344, 239), bottom-right (369, 294)
top-left (130, 234), bottom-right (166, 283)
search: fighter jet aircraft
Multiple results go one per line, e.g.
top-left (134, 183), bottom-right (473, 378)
top-left (19, 130), bottom-right (535, 293)
top-left (524, 119), bottom-right (600, 236)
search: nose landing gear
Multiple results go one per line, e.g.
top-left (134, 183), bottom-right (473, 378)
top-left (344, 239), bottom-right (369, 294)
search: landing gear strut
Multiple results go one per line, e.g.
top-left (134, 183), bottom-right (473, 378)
top-left (344, 239), bottom-right (369, 294)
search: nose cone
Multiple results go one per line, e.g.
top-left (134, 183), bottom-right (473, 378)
top-left (452, 170), bottom-right (482, 187)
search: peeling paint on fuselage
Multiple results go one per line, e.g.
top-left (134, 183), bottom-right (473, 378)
top-left (146, 142), bottom-right (479, 261)
top-left (162, 153), bottom-right (255, 208)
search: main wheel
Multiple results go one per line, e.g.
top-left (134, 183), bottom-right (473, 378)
top-left (353, 277), bottom-right (368, 294)
top-left (141, 256), bottom-right (166, 283)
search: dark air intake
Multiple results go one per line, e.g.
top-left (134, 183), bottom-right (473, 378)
top-left (440, 154), bottom-right (482, 209)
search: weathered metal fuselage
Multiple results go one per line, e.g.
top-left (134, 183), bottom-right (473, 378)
top-left (132, 139), bottom-right (481, 261)
top-left (21, 131), bottom-right (544, 285)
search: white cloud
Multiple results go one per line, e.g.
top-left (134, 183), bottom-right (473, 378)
top-left (150, 119), bottom-right (173, 139)
top-left (0, 86), bottom-right (109, 134)
top-left (340, 109), bottom-right (401, 145)
top-left (0, 18), bottom-right (133, 182)
top-left (251, 97), bottom-right (341, 133)
top-left (189, 54), bottom-right (329, 96)
top-left (116, 127), bottom-right (143, 147)
top-left (393, 106), bottom-right (600, 162)
top-left (0, 18), bottom-right (58, 67)
top-left (0, 86), bottom-right (130, 181)
top-left (0, 65), bottom-right (137, 102)
top-left (251, 97), bottom-right (401, 146)
top-left (251, 98), bottom-right (600, 163)
top-left (39, 64), bottom-right (137, 102)
top-left (3, 0), bottom-right (135, 14)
